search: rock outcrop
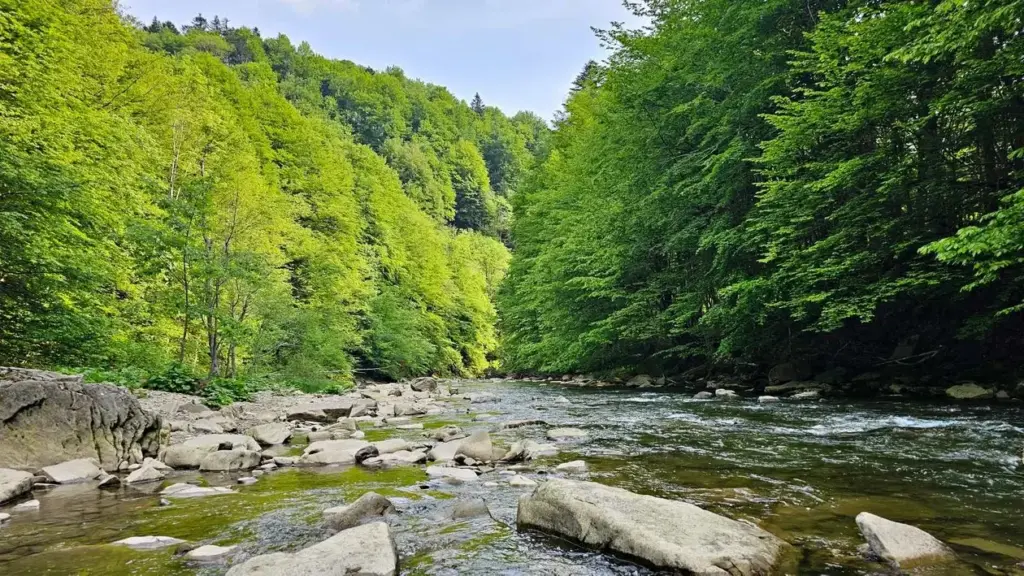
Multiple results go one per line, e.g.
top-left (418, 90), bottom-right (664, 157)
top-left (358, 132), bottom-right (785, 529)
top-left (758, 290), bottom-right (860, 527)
top-left (517, 479), bottom-right (788, 576)
top-left (0, 468), bottom-right (33, 504)
top-left (225, 522), bottom-right (398, 576)
top-left (0, 368), bottom-right (163, 471)
top-left (856, 512), bottom-right (956, 569)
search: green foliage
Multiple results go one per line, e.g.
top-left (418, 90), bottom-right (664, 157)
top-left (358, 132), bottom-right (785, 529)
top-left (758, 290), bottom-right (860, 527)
top-left (0, 3), bottom-right (529, 389)
top-left (501, 0), bottom-right (1024, 375)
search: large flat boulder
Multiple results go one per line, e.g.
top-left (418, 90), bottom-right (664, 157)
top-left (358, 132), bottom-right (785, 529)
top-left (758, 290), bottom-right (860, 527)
top-left (161, 435), bottom-right (261, 469)
top-left (0, 468), bottom-right (33, 504)
top-left (225, 522), bottom-right (397, 576)
top-left (287, 401), bottom-right (356, 423)
top-left (0, 369), bottom-right (163, 471)
top-left (199, 450), bottom-right (261, 472)
top-left (247, 423), bottom-right (292, 446)
top-left (856, 512), bottom-right (956, 569)
top-left (517, 479), bottom-right (788, 576)
top-left (455, 430), bottom-right (493, 462)
top-left (300, 439), bottom-right (370, 466)
top-left (40, 458), bottom-right (103, 484)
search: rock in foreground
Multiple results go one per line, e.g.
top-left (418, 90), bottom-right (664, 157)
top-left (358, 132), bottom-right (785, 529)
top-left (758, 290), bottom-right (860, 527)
top-left (0, 369), bottom-right (163, 471)
top-left (225, 522), bottom-right (397, 576)
top-left (517, 479), bottom-right (788, 576)
top-left (0, 468), bottom-right (33, 504)
top-left (856, 512), bottom-right (956, 569)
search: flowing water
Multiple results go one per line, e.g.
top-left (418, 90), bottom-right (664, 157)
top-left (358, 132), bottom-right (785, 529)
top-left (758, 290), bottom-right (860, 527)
top-left (1, 380), bottom-right (1023, 575)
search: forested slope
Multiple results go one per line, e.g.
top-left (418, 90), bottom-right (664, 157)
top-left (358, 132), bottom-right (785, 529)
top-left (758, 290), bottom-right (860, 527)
top-left (0, 2), bottom-right (545, 391)
top-left (500, 0), bottom-right (1024, 381)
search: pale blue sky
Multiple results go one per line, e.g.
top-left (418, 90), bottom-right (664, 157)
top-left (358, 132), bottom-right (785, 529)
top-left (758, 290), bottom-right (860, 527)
top-left (121, 0), bottom-right (640, 120)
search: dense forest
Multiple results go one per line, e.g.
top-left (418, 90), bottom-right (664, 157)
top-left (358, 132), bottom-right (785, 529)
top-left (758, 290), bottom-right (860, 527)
top-left (500, 0), bottom-right (1024, 381)
top-left (0, 1), bottom-right (546, 394)
top-left (4, 0), bottom-right (1024, 394)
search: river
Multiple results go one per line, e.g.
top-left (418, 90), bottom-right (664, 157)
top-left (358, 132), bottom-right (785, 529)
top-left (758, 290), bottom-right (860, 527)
top-left (1, 380), bottom-right (1023, 575)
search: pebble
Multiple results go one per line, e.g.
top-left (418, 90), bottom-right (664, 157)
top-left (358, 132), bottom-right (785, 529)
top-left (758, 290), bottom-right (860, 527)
top-left (237, 477), bottom-right (258, 485)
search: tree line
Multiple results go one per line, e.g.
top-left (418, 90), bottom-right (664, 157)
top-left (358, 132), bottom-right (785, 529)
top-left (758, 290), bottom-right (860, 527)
top-left (0, 2), bottom-right (546, 391)
top-left (500, 0), bottom-right (1024, 381)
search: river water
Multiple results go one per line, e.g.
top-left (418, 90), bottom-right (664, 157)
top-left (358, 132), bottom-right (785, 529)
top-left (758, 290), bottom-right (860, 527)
top-left (1, 380), bottom-right (1023, 575)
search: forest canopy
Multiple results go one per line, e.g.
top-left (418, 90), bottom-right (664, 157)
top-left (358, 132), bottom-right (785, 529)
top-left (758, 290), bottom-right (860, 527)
top-left (499, 0), bottom-right (1024, 380)
top-left (0, 2), bottom-right (543, 392)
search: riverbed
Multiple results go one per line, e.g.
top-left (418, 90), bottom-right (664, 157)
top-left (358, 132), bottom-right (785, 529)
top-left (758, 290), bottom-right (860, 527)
top-left (1, 380), bottom-right (1022, 575)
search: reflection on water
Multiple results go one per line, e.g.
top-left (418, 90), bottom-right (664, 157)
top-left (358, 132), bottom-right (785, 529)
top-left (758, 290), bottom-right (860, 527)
top-left (1, 381), bottom-right (1022, 575)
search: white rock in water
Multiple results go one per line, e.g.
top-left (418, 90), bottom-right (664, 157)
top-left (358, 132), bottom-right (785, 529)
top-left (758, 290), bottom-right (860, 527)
top-left (715, 389), bottom-right (739, 399)
top-left (455, 431), bottom-right (493, 462)
top-left (199, 450), bottom-right (261, 472)
top-left (125, 464), bottom-right (165, 484)
top-left (323, 492), bottom-right (395, 531)
top-left (161, 483), bottom-right (234, 499)
top-left (373, 439), bottom-right (412, 455)
top-left (428, 440), bottom-right (463, 463)
top-left (757, 396), bottom-right (780, 404)
top-left (237, 477), bottom-right (258, 485)
top-left (555, 460), bottom-right (588, 473)
top-left (187, 544), bottom-right (236, 562)
top-left (12, 500), bottom-right (39, 511)
top-left (790, 390), bottom-right (820, 400)
top-left (161, 435), bottom-right (262, 469)
top-left (40, 458), bottom-right (103, 484)
top-left (0, 469), bottom-right (34, 505)
top-left (856, 512), bottom-right (955, 569)
top-left (693, 391), bottom-right (714, 400)
top-left (509, 475), bottom-right (538, 487)
top-left (300, 439), bottom-right (370, 466)
top-left (247, 422), bottom-right (292, 446)
top-left (546, 428), bottom-right (587, 441)
top-left (517, 479), bottom-right (788, 576)
top-left (113, 536), bottom-right (187, 550)
top-left (0, 512), bottom-right (10, 522)
top-left (225, 522), bottom-right (398, 576)
top-left (426, 465), bottom-right (479, 484)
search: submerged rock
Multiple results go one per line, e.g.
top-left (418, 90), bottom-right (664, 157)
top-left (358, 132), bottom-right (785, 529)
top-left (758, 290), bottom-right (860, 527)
top-left (113, 536), bottom-right (187, 550)
top-left (547, 428), bottom-right (587, 441)
top-left (0, 469), bottom-right (34, 504)
top-left (426, 465), bottom-right (479, 483)
top-left (186, 544), bottom-right (236, 562)
top-left (0, 369), bottom-right (164, 472)
top-left (161, 483), bottom-right (234, 499)
top-left (856, 512), bottom-right (955, 569)
top-left (452, 498), bottom-right (492, 520)
top-left (12, 499), bottom-right (39, 511)
top-left (323, 491), bottom-right (395, 531)
top-left (555, 460), bottom-right (588, 473)
top-left (517, 479), bottom-right (788, 576)
top-left (225, 522), bottom-right (398, 576)
top-left (694, 391), bottom-right (714, 400)
top-left (945, 383), bottom-right (994, 400)
top-left (509, 475), bottom-right (538, 487)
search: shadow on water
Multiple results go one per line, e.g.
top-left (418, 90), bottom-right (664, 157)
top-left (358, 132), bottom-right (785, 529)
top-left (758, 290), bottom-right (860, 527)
top-left (1, 380), bottom-right (1022, 575)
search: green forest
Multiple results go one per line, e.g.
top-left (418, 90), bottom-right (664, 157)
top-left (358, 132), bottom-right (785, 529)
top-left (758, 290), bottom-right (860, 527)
top-left (0, 1), bottom-right (545, 395)
top-left (2, 0), bottom-right (1023, 393)
top-left (500, 0), bottom-right (1024, 381)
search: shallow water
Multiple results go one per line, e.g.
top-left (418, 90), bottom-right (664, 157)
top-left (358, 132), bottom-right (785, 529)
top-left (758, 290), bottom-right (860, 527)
top-left (1, 380), bottom-right (1023, 575)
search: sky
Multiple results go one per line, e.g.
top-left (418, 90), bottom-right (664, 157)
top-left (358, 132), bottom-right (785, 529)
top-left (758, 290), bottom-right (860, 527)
top-left (121, 0), bottom-right (642, 121)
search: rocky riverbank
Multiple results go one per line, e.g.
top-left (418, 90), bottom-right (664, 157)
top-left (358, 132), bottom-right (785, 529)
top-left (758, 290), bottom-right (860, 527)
top-left (2, 371), bottom-right (1023, 575)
